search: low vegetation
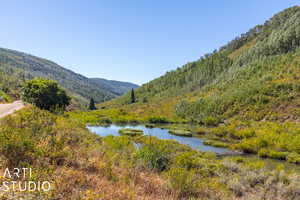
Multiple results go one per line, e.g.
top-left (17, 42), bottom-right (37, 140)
top-left (168, 129), bottom-right (192, 137)
top-left (206, 120), bottom-right (300, 163)
top-left (0, 107), bottom-right (299, 199)
top-left (118, 128), bottom-right (144, 136)
top-left (68, 108), bottom-right (178, 125)
top-left (203, 140), bottom-right (230, 148)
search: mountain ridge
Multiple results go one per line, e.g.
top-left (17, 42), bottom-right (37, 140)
top-left (0, 47), bottom-right (138, 104)
top-left (89, 77), bottom-right (139, 96)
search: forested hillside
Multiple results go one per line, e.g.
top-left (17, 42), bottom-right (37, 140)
top-left (0, 48), bottom-right (137, 104)
top-left (102, 6), bottom-right (300, 123)
top-left (1, 5), bottom-right (300, 200)
top-left (90, 78), bottom-right (138, 95)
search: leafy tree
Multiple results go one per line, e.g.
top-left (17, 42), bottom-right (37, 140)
top-left (131, 88), bottom-right (136, 103)
top-left (88, 98), bottom-right (97, 110)
top-left (21, 78), bottom-right (70, 111)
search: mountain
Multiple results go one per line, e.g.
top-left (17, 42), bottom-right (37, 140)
top-left (102, 6), bottom-right (300, 123)
top-left (0, 47), bottom-right (138, 104)
top-left (89, 78), bottom-right (139, 96)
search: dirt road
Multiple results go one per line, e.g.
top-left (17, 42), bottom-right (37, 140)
top-left (0, 100), bottom-right (24, 118)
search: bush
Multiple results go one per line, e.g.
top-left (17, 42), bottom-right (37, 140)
top-left (136, 145), bottom-right (169, 171)
top-left (0, 91), bottom-right (11, 102)
top-left (21, 78), bottom-right (70, 111)
top-left (210, 126), bottom-right (230, 137)
top-left (194, 127), bottom-right (206, 135)
top-left (165, 167), bottom-right (200, 197)
top-left (202, 116), bottom-right (220, 126)
top-left (232, 128), bottom-right (256, 139)
top-left (258, 148), bottom-right (288, 160)
top-left (257, 148), bottom-right (269, 158)
top-left (148, 116), bottom-right (169, 124)
top-left (145, 124), bottom-right (155, 128)
top-left (286, 152), bottom-right (300, 164)
top-left (99, 117), bottom-right (112, 124)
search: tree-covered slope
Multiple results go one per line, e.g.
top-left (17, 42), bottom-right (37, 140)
top-left (0, 48), bottom-right (137, 103)
top-left (89, 78), bottom-right (139, 95)
top-left (101, 6), bottom-right (300, 123)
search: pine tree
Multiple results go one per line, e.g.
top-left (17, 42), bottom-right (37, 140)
top-left (131, 88), bottom-right (136, 103)
top-left (89, 98), bottom-right (97, 110)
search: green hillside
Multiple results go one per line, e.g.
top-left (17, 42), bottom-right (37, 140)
top-left (89, 78), bottom-right (139, 96)
top-left (0, 48), bottom-right (138, 104)
top-left (99, 6), bottom-right (300, 123)
top-left (68, 6), bottom-right (300, 163)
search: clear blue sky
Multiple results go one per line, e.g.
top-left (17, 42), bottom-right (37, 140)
top-left (0, 0), bottom-right (298, 84)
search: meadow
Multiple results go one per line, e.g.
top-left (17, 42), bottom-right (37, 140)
top-left (0, 107), bottom-right (299, 199)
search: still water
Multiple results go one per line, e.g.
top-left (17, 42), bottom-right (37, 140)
top-left (88, 124), bottom-right (300, 171)
top-left (87, 124), bottom-right (232, 154)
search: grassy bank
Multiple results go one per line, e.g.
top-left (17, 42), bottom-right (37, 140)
top-left (69, 108), bottom-right (300, 164)
top-left (68, 107), bottom-right (180, 125)
top-left (206, 120), bottom-right (300, 164)
top-left (0, 107), bottom-right (299, 199)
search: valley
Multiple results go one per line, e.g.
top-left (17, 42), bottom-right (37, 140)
top-left (0, 5), bottom-right (300, 200)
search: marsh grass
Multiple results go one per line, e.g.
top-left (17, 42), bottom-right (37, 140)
top-left (0, 107), bottom-right (299, 199)
top-left (168, 129), bottom-right (193, 137)
top-left (118, 128), bottom-right (144, 136)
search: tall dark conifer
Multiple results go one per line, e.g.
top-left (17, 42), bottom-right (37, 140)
top-left (89, 98), bottom-right (97, 110)
top-left (131, 88), bottom-right (136, 103)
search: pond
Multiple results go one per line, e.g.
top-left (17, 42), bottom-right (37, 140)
top-left (87, 124), bottom-right (233, 154)
top-left (87, 124), bottom-right (300, 172)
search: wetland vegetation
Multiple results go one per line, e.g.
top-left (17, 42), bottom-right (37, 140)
top-left (1, 5), bottom-right (300, 200)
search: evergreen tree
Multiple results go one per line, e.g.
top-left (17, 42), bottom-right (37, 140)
top-left (131, 88), bottom-right (136, 103)
top-left (89, 98), bottom-right (97, 110)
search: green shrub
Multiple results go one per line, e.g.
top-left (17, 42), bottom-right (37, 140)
top-left (165, 167), bottom-right (200, 196)
top-left (148, 116), bottom-right (169, 124)
top-left (286, 152), bottom-right (300, 164)
top-left (99, 117), bottom-right (112, 124)
top-left (258, 148), bottom-right (288, 160)
top-left (103, 135), bottom-right (134, 152)
top-left (174, 152), bottom-right (198, 170)
top-left (203, 140), bottom-right (229, 148)
top-left (21, 78), bottom-right (70, 111)
top-left (202, 116), bottom-right (220, 126)
top-left (0, 91), bottom-right (11, 102)
top-left (234, 140), bottom-right (257, 154)
top-left (194, 127), bottom-right (206, 135)
top-left (114, 118), bottom-right (129, 124)
top-left (232, 129), bottom-right (256, 139)
top-left (257, 148), bottom-right (269, 158)
top-left (145, 124), bottom-right (155, 128)
top-left (136, 145), bottom-right (169, 171)
top-left (210, 126), bottom-right (230, 137)
top-left (0, 137), bottom-right (35, 167)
